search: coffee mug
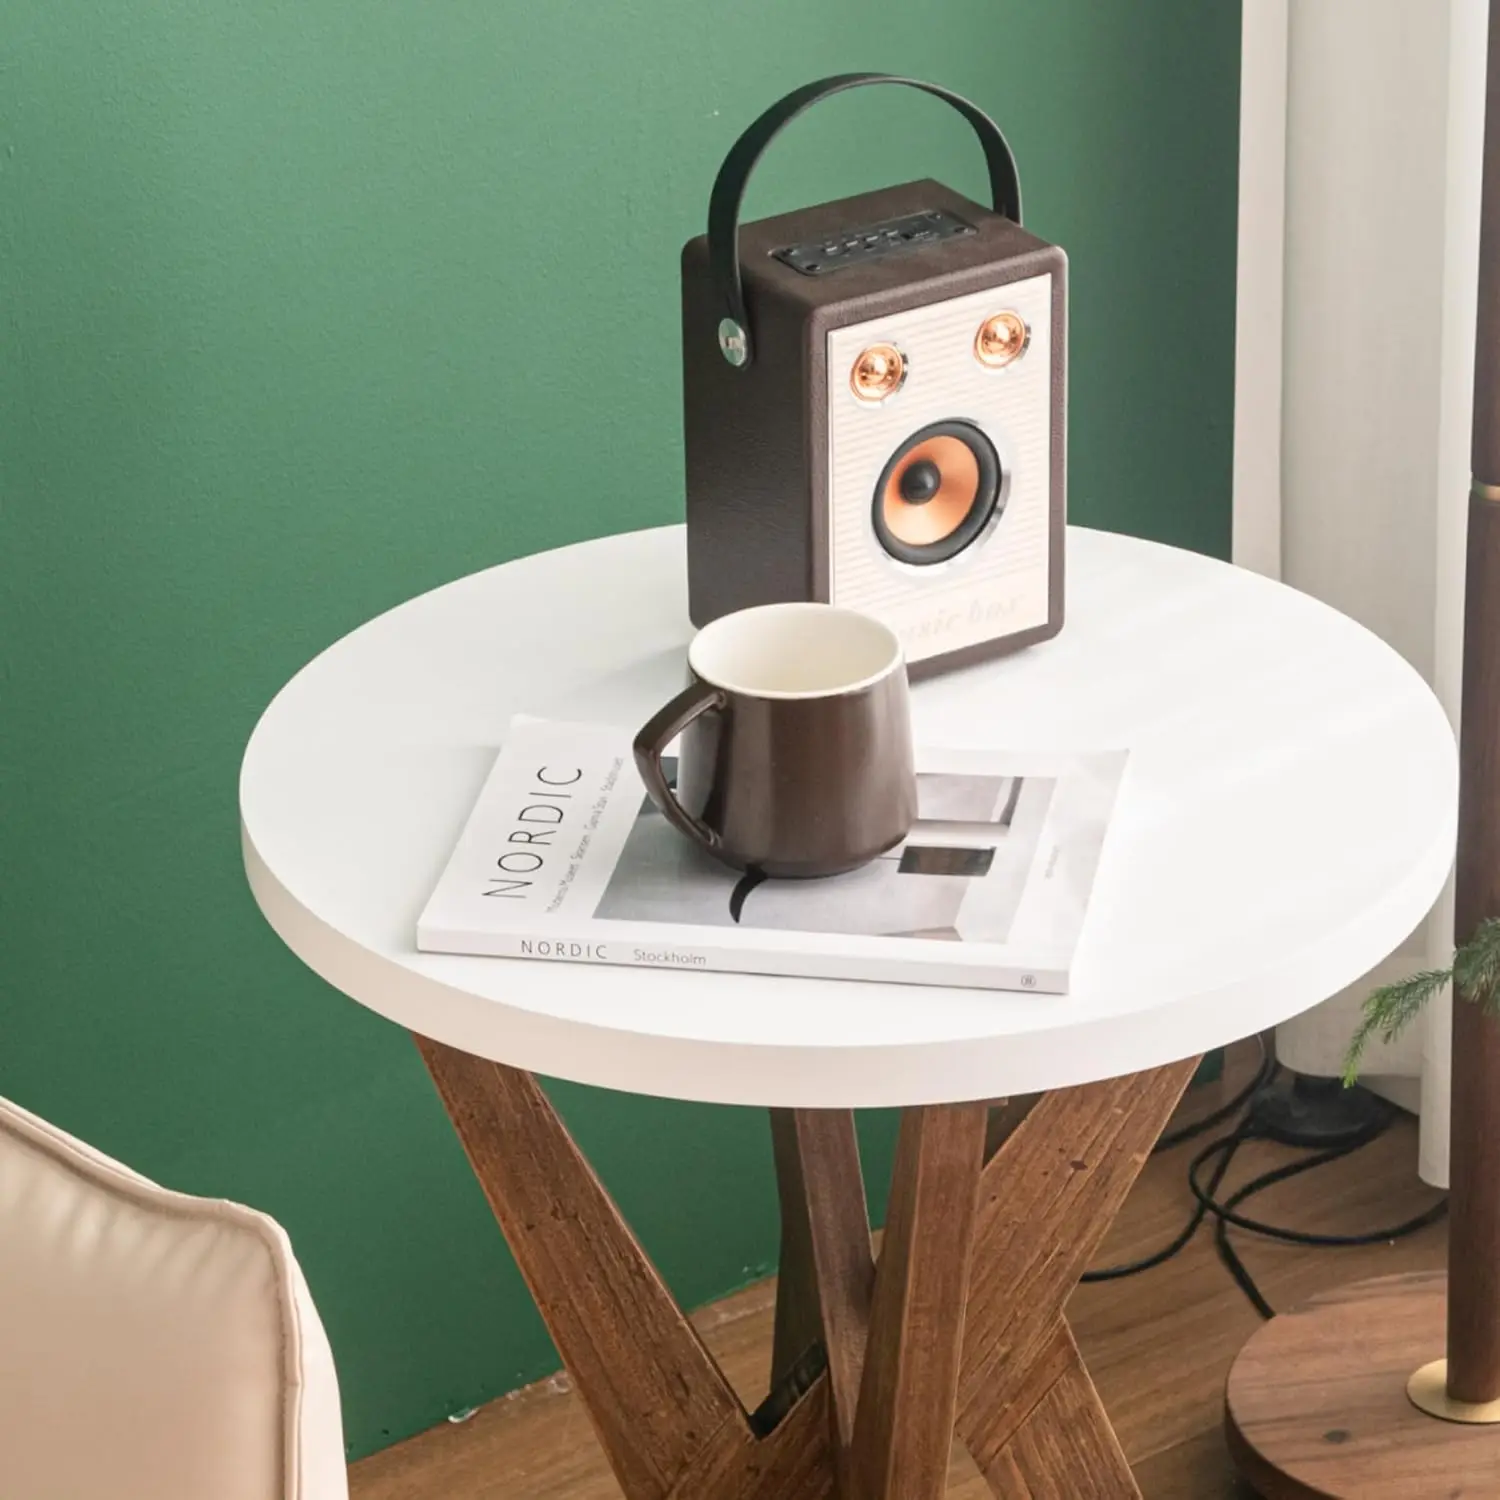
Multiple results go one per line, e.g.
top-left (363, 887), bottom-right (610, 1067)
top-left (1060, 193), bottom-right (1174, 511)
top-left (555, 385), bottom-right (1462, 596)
top-left (633, 602), bottom-right (918, 877)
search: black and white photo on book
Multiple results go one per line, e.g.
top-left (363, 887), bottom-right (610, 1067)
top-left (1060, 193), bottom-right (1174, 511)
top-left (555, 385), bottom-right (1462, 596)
top-left (416, 716), bottom-right (1129, 993)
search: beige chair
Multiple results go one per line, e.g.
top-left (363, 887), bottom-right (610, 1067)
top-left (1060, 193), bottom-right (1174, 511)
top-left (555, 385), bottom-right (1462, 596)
top-left (0, 1092), bottom-right (348, 1500)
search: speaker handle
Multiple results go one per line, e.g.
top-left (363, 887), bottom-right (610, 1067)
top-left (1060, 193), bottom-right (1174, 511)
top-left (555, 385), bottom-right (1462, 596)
top-left (707, 73), bottom-right (1023, 369)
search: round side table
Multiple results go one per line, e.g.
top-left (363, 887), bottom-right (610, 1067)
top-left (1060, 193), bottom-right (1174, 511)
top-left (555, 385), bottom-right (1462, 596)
top-left (241, 525), bottom-right (1457, 1499)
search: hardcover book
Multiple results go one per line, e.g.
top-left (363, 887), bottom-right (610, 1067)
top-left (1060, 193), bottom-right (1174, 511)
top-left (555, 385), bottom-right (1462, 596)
top-left (417, 717), bottom-right (1127, 993)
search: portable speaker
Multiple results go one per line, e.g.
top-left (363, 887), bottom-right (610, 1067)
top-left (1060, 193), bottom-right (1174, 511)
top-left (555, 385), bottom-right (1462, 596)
top-left (682, 74), bottom-right (1066, 677)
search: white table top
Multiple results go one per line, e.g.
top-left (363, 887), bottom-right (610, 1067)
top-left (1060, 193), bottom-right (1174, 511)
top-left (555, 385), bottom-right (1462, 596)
top-left (241, 526), bottom-right (1458, 1108)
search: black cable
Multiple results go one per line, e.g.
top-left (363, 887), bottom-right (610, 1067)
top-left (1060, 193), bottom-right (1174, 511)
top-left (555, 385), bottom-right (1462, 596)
top-left (1080, 1046), bottom-right (1446, 1301)
top-left (1192, 1125), bottom-right (1449, 1319)
top-left (1213, 1213), bottom-right (1277, 1319)
top-left (1188, 1128), bottom-right (1385, 1228)
top-left (1192, 1128), bottom-right (1440, 1242)
top-left (1226, 1190), bottom-right (1449, 1248)
top-left (1197, 1127), bottom-right (1387, 1318)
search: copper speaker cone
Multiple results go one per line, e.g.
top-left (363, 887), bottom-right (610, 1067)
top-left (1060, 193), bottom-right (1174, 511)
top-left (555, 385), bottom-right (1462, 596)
top-left (871, 420), bottom-right (1003, 566)
top-left (880, 436), bottom-right (981, 547)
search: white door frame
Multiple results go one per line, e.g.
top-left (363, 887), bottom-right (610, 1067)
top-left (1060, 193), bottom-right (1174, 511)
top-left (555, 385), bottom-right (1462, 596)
top-left (1231, 1), bottom-right (1289, 581)
top-left (1230, 0), bottom-right (1487, 1185)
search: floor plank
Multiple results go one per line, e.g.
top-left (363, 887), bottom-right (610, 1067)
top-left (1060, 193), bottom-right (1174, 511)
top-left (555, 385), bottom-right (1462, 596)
top-left (350, 1046), bottom-right (1446, 1500)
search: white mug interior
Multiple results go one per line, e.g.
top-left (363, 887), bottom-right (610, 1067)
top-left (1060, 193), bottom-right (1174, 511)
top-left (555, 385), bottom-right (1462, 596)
top-left (688, 602), bottom-right (905, 699)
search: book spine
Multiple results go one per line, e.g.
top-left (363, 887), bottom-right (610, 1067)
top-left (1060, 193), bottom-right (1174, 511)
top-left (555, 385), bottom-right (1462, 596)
top-left (415, 927), bottom-right (1067, 995)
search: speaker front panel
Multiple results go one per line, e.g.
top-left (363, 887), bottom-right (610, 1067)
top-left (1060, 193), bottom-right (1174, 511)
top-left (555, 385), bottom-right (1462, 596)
top-left (825, 274), bottom-right (1054, 664)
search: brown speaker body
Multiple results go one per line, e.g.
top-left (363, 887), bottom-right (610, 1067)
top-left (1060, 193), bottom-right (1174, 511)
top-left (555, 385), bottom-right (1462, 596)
top-left (682, 177), bottom-right (1066, 678)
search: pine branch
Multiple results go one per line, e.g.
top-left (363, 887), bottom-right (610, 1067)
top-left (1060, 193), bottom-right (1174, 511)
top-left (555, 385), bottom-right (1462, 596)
top-left (1454, 916), bottom-right (1500, 1010)
top-left (1342, 919), bottom-right (1500, 1086)
top-left (1342, 966), bottom-right (1453, 1086)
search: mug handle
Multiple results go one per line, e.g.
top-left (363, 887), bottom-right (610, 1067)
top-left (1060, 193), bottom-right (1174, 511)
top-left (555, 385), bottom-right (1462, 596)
top-left (633, 681), bottom-right (728, 856)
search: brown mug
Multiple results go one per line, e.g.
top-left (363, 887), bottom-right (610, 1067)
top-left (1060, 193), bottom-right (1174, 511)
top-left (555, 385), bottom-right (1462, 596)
top-left (633, 602), bottom-right (918, 877)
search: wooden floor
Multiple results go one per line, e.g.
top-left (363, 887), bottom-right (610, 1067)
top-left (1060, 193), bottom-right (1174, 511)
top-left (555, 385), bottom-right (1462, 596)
top-left (350, 1046), bottom-right (1448, 1500)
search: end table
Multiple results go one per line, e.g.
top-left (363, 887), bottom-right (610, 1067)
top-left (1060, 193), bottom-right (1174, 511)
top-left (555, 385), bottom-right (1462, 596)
top-left (241, 525), bottom-right (1456, 1498)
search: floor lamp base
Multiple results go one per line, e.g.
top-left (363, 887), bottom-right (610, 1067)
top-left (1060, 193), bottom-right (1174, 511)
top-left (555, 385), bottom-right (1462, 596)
top-left (1226, 1271), bottom-right (1500, 1497)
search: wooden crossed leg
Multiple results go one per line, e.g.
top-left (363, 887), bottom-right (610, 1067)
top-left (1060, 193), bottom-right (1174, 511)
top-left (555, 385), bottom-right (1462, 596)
top-left (418, 1036), bottom-right (1200, 1500)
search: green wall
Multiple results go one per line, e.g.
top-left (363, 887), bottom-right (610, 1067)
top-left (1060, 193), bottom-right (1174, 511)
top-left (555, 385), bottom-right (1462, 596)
top-left (0, 0), bottom-right (1240, 1460)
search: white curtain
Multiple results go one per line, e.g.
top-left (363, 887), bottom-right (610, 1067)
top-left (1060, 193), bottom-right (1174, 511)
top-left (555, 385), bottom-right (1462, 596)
top-left (1236, 1), bottom-right (1487, 1187)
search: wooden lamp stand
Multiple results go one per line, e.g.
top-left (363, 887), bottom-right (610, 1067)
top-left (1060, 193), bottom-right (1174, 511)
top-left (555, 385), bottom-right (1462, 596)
top-left (1224, 6), bottom-right (1500, 1492)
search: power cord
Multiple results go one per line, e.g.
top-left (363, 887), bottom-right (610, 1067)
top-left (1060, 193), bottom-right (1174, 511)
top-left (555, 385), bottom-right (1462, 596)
top-left (1192, 1125), bottom-right (1449, 1319)
top-left (1079, 1045), bottom-right (1447, 1310)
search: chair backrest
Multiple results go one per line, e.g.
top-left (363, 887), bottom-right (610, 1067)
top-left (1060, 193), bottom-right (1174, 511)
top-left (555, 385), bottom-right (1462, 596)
top-left (0, 1093), bottom-right (348, 1500)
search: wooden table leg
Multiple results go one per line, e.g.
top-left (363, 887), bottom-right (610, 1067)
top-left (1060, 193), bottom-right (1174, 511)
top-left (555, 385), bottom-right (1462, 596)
top-left (767, 1064), bottom-right (1194, 1500)
top-left (956, 1058), bottom-right (1202, 1498)
top-left (417, 1039), bottom-right (836, 1500)
top-left (848, 1102), bottom-right (989, 1500)
top-left (420, 1036), bottom-right (1197, 1500)
top-left (769, 1109), bottom-right (875, 1491)
top-left (772, 1103), bottom-right (991, 1500)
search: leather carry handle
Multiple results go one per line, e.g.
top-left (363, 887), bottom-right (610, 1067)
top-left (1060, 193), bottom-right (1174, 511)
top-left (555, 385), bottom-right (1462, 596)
top-left (708, 72), bottom-right (1023, 369)
top-left (633, 680), bottom-right (728, 856)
